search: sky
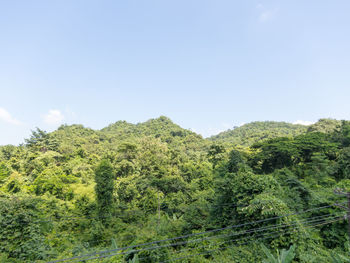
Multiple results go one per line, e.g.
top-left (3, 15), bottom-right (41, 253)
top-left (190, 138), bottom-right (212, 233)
top-left (1, 0), bottom-right (350, 145)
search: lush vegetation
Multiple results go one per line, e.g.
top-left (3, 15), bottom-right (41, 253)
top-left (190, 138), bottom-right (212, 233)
top-left (209, 121), bottom-right (308, 147)
top-left (0, 116), bottom-right (350, 262)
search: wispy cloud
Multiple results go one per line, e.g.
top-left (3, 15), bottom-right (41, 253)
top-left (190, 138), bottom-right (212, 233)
top-left (0, 107), bottom-right (21, 125)
top-left (43, 109), bottom-right (64, 125)
top-left (191, 123), bottom-right (235, 138)
top-left (293, 120), bottom-right (314, 126)
top-left (256, 4), bottom-right (278, 22)
top-left (195, 127), bottom-right (226, 138)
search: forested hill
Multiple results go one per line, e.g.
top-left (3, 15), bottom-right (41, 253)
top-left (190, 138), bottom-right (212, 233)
top-left (102, 116), bottom-right (198, 139)
top-left (100, 116), bottom-right (208, 153)
top-left (209, 121), bottom-right (308, 146)
top-left (209, 118), bottom-right (342, 147)
top-left (1, 116), bottom-right (350, 262)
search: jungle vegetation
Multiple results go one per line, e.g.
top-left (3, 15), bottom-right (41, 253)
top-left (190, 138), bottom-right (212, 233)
top-left (0, 116), bottom-right (350, 262)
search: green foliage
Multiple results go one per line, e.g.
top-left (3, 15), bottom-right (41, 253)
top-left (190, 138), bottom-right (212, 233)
top-left (250, 132), bottom-right (339, 173)
top-left (0, 198), bottom-right (49, 261)
top-left (333, 147), bottom-right (350, 180)
top-left (128, 254), bottom-right (139, 263)
top-left (339, 121), bottom-right (350, 147)
top-left (251, 137), bottom-right (298, 173)
top-left (226, 149), bottom-right (245, 173)
top-left (307, 118), bottom-right (341, 133)
top-left (0, 162), bottom-right (10, 183)
top-left (210, 121), bottom-right (308, 147)
top-left (25, 128), bottom-right (59, 152)
top-left (261, 244), bottom-right (296, 263)
top-left (0, 116), bottom-right (349, 262)
top-left (212, 164), bottom-right (288, 229)
top-left (207, 143), bottom-right (226, 168)
top-left (0, 145), bottom-right (17, 160)
top-left (331, 252), bottom-right (350, 263)
top-left (32, 167), bottom-right (76, 199)
top-left (94, 159), bottom-right (115, 223)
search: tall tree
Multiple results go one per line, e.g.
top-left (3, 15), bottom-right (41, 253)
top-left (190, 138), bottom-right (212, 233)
top-left (207, 143), bottom-right (226, 168)
top-left (94, 159), bottom-right (115, 223)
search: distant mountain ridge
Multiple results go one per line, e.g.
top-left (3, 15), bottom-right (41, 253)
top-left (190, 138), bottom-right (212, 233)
top-left (5, 117), bottom-right (342, 148)
top-left (209, 121), bottom-right (308, 147)
top-left (101, 116), bottom-right (200, 139)
top-left (209, 118), bottom-right (342, 147)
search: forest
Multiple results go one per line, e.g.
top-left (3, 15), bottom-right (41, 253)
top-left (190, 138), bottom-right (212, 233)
top-left (1, 116), bottom-right (350, 262)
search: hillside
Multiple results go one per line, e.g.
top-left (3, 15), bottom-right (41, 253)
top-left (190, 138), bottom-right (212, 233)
top-left (102, 116), bottom-right (207, 146)
top-left (101, 116), bottom-right (210, 159)
top-left (307, 118), bottom-right (342, 133)
top-left (0, 117), bottom-right (350, 262)
top-left (209, 121), bottom-right (308, 146)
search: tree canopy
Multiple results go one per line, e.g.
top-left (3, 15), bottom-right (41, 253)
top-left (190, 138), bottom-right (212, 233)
top-left (0, 117), bottom-right (349, 262)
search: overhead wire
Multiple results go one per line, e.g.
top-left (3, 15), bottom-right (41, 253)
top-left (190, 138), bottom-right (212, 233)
top-left (75, 214), bottom-right (345, 262)
top-left (45, 200), bottom-right (346, 246)
top-left (160, 218), bottom-right (343, 263)
top-left (142, 213), bottom-right (346, 261)
top-left (120, 213), bottom-right (345, 263)
top-left (48, 204), bottom-right (342, 262)
top-left (47, 213), bottom-right (342, 260)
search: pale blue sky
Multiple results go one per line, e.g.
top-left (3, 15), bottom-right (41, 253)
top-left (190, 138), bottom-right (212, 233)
top-left (1, 0), bottom-right (350, 145)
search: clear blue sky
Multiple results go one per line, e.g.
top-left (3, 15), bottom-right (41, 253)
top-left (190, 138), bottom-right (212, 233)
top-left (1, 0), bottom-right (350, 145)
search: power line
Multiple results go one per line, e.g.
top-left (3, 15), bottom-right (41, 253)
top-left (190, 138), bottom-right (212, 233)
top-left (87, 214), bottom-right (344, 253)
top-left (162, 217), bottom-right (344, 263)
top-left (48, 204), bottom-right (340, 262)
top-left (135, 214), bottom-right (344, 262)
top-left (48, 204), bottom-right (336, 262)
top-left (48, 212), bottom-right (343, 259)
top-left (43, 201), bottom-right (345, 248)
top-left (162, 217), bottom-right (344, 262)
top-left (76, 214), bottom-right (345, 262)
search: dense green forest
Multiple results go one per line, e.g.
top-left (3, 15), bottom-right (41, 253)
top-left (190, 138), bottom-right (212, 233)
top-left (209, 121), bottom-right (308, 147)
top-left (1, 116), bottom-right (350, 262)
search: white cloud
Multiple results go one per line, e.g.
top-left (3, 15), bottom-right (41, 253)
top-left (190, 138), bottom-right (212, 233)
top-left (293, 120), bottom-right (314, 126)
top-left (198, 128), bottom-right (225, 138)
top-left (191, 123), bottom-right (236, 138)
top-left (43, 109), bottom-right (64, 125)
top-left (256, 4), bottom-right (278, 22)
top-left (0, 107), bottom-right (21, 125)
top-left (259, 10), bottom-right (273, 22)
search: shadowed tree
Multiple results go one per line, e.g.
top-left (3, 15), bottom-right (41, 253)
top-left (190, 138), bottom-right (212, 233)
top-left (95, 159), bottom-right (115, 224)
top-left (207, 143), bottom-right (226, 168)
